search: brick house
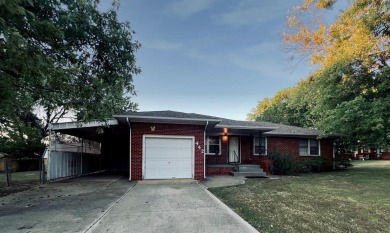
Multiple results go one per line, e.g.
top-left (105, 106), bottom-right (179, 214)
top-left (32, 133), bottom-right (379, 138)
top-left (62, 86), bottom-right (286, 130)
top-left (49, 111), bottom-right (336, 181)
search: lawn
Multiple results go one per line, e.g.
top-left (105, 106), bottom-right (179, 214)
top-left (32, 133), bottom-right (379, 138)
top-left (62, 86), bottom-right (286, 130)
top-left (0, 171), bottom-right (41, 186)
top-left (209, 160), bottom-right (390, 233)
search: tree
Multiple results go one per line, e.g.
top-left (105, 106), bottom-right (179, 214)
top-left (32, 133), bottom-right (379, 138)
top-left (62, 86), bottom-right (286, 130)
top-left (284, 0), bottom-right (389, 71)
top-left (314, 61), bottom-right (390, 147)
top-left (0, 0), bottom-right (140, 157)
top-left (248, 78), bottom-right (320, 128)
top-left (249, 0), bottom-right (390, 149)
top-left (247, 87), bottom-right (296, 121)
top-left (283, 0), bottom-right (390, 148)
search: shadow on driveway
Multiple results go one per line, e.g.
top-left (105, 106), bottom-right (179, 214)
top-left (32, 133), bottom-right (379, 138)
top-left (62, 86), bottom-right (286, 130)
top-left (0, 173), bottom-right (135, 233)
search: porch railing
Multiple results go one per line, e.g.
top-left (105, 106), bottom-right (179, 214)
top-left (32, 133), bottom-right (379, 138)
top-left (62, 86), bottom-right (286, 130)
top-left (233, 151), bottom-right (239, 172)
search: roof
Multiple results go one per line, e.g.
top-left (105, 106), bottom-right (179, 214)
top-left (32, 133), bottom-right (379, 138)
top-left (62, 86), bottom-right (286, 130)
top-left (114, 110), bottom-right (325, 137)
top-left (115, 110), bottom-right (221, 120)
top-left (113, 110), bottom-right (221, 126)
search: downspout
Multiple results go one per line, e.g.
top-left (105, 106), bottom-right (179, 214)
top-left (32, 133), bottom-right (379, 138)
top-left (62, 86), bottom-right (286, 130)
top-left (204, 121), bottom-right (209, 179)
top-left (126, 117), bottom-right (132, 181)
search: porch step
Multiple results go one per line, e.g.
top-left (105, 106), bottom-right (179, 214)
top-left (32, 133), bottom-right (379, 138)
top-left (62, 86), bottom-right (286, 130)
top-left (231, 171), bottom-right (267, 177)
top-left (236, 164), bottom-right (263, 173)
top-left (231, 164), bottom-right (267, 178)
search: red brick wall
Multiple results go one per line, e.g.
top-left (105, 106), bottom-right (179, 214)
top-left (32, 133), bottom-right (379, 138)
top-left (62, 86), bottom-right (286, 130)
top-left (206, 167), bottom-right (234, 175)
top-left (130, 123), bottom-right (205, 180)
top-left (268, 137), bottom-right (334, 159)
top-left (268, 137), bottom-right (300, 155)
top-left (206, 137), bottom-right (229, 164)
top-left (240, 136), bottom-right (252, 163)
top-left (320, 138), bottom-right (334, 159)
top-left (205, 135), bottom-right (335, 174)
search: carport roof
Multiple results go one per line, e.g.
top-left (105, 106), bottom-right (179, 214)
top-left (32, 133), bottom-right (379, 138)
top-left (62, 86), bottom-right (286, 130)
top-left (48, 119), bottom-right (120, 142)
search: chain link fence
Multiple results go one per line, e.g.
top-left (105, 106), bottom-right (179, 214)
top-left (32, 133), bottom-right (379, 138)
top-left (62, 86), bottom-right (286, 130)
top-left (0, 133), bottom-right (103, 186)
top-left (0, 158), bottom-right (43, 187)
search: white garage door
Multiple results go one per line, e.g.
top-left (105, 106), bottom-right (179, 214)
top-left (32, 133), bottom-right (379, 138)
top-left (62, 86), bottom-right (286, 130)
top-left (144, 137), bottom-right (193, 179)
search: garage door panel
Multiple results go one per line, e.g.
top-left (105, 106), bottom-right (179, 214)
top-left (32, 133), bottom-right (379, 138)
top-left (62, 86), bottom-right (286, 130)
top-left (144, 137), bottom-right (193, 179)
top-left (145, 169), bottom-right (191, 179)
top-left (145, 138), bottom-right (192, 149)
top-left (145, 148), bottom-right (192, 159)
top-left (145, 159), bottom-right (192, 169)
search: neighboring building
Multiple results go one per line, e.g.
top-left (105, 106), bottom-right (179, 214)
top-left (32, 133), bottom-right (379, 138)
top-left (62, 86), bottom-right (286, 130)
top-left (354, 147), bottom-right (390, 160)
top-left (48, 111), bottom-right (337, 181)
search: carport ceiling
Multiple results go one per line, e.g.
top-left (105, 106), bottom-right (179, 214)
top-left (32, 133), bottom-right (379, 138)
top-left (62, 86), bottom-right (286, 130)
top-left (49, 119), bottom-right (125, 142)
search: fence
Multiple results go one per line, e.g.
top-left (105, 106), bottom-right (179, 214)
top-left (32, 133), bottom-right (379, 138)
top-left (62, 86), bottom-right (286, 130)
top-left (47, 151), bottom-right (102, 180)
top-left (45, 135), bottom-right (103, 181)
top-left (0, 158), bottom-right (43, 187)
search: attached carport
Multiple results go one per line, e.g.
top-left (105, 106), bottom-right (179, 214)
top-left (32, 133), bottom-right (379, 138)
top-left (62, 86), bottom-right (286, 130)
top-left (47, 119), bottom-right (130, 181)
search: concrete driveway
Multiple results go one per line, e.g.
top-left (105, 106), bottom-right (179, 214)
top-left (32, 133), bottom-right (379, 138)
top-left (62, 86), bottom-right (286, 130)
top-left (0, 176), bottom-right (258, 233)
top-left (0, 173), bottom-right (135, 233)
top-left (88, 180), bottom-right (258, 233)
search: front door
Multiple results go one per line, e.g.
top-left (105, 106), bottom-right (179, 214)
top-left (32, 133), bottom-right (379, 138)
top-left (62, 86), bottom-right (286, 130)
top-left (228, 136), bottom-right (240, 163)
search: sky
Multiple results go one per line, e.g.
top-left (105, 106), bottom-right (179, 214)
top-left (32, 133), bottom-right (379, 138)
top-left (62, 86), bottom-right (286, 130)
top-left (100, 0), bottom-right (345, 120)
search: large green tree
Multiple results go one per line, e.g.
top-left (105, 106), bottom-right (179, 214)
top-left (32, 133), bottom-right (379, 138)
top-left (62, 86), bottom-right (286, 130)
top-left (0, 0), bottom-right (140, 157)
top-left (250, 0), bottom-right (390, 149)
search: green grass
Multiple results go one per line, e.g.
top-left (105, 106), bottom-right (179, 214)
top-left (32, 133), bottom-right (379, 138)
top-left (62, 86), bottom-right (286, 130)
top-left (0, 171), bottom-right (41, 186)
top-left (209, 160), bottom-right (390, 233)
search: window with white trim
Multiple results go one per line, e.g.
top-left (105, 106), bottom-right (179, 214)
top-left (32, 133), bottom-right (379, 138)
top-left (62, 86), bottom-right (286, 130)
top-left (299, 139), bottom-right (320, 156)
top-left (206, 136), bottom-right (221, 155)
top-left (253, 137), bottom-right (267, 155)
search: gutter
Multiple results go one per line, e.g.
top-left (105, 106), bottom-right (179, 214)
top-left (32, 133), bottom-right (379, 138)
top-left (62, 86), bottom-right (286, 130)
top-left (204, 121), bottom-right (209, 179)
top-left (126, 117), bottom-right (132, 181)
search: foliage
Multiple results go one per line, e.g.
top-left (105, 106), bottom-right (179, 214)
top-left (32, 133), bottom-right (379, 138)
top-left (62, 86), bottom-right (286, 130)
top-left (251, 78), bottom-right (321, 128)
top-left (268, 149), bottom-right (298, 175)
top-left (247, 87), bottom-right (296, 121)
top-left (284, 0), bottom-right (390, 71)
top-left (299, 157), bottom-right (325, 172)
top-left (334, 139), bottom-right (354, 168)
top-left (249, 0), bottom-right (390, 149)
top-left (0, 0), bottom-right (140, 157)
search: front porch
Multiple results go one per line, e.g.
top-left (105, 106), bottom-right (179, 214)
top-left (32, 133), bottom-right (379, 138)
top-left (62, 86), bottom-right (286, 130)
top-left (205, 124), bottom-right (274, 176)
top-left (206, 134), bottom-right (270, 176)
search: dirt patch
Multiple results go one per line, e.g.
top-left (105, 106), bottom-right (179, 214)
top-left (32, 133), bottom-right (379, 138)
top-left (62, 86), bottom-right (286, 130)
top-left (0, 185), bottom-right (34, 197)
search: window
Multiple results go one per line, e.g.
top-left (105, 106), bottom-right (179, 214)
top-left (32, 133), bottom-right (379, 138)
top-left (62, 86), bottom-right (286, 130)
top-left (299, 139), bottom-right (320, 156)
top-left (206, 136), bottom-right (221, 155)
top-left (253, 137), bottom-right (267, 155)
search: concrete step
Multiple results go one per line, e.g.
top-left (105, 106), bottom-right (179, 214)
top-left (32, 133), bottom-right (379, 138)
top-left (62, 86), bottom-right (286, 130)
top-left (236, 168), bottom-right (262, 172)
top-left (237, 164), bottom-right (261, 169)
top-left (234, 164), bottom-right (264, 173)
top-left (231, 171), bottom-right (267, 178)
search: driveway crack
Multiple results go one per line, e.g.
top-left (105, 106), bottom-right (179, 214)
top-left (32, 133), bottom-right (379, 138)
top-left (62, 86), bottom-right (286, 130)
top-left (83, 181), bottom-right (137, 233)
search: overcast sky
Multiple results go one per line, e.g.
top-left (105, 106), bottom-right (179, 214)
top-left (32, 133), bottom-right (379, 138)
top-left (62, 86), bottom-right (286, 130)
top-left (100, 0), bottom-right (345, 120)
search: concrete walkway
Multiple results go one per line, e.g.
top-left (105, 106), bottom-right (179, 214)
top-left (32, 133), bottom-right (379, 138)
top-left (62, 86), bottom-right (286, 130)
top-left (88, 180), bottom-right (258, 233)
top-left (200, 175), bottom-right (247, 188)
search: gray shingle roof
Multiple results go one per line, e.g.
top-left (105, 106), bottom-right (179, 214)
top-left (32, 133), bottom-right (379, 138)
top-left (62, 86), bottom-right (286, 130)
top-left (115, 110), bottom-right (323, 136)
top-left (116, 110), bottom-right (221, 120)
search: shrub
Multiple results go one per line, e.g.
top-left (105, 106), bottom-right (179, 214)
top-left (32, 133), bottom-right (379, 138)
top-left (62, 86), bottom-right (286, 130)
top-left (334, 140), bottom-right (353, 169)
top-left (268, 149), bottom-right (298, 175)
top-left (300, 157), bottom-right (324, 172)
